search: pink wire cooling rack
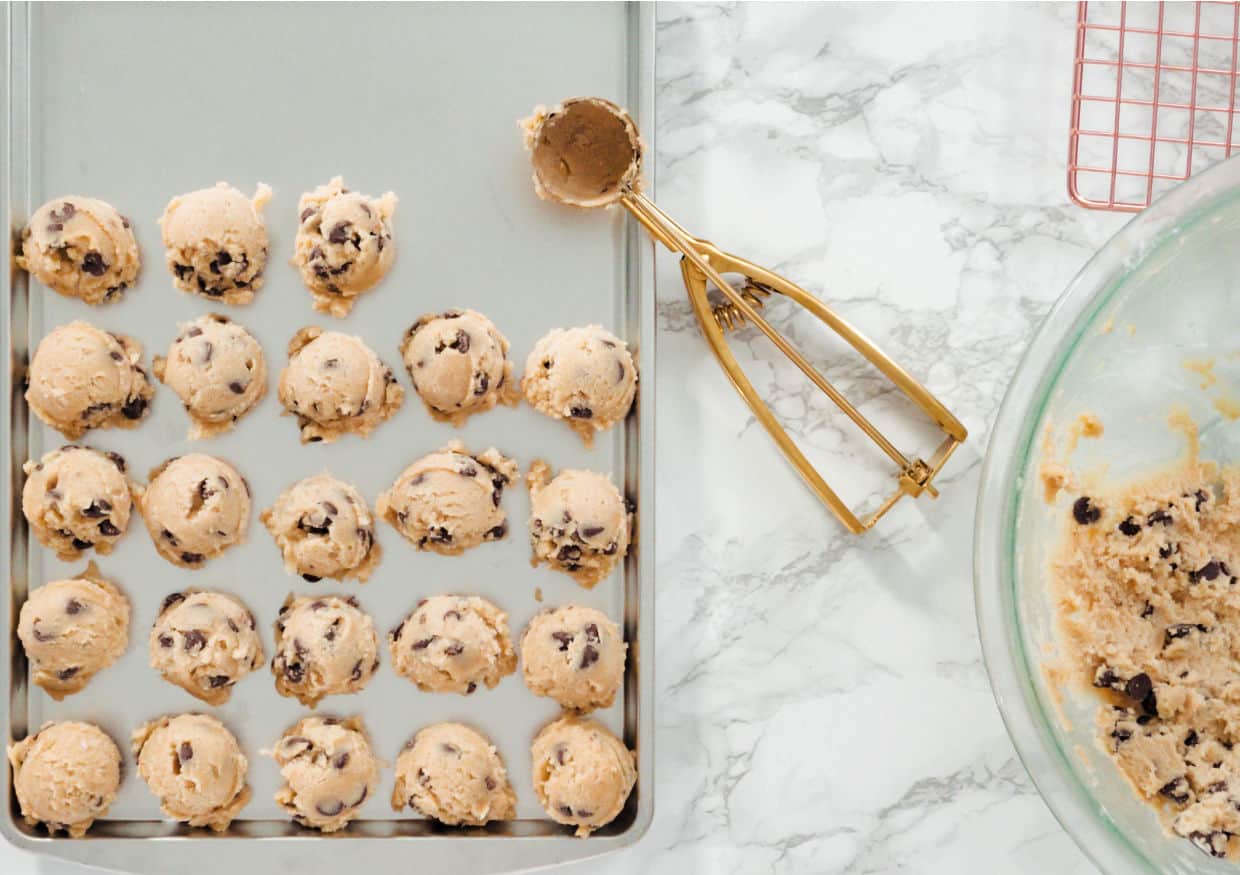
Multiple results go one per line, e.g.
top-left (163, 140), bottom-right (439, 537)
top-left (1069, 1), bottom-right (1240, 211)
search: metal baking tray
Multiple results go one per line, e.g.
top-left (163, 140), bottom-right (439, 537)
top-left (0, 3), bottom-right (655, 872)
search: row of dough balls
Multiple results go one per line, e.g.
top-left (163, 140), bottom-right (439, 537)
top-left (24, 445), bottom-right (631, 587)
top-left (24, 314), bottom-right (637, 447)
top-left (17, 180), bottom-right (396, 317)
top-left (9, 712), bottom-right (635, 839)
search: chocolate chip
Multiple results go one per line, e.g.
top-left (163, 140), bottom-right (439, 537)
top-left (475, 372), bottom-right (489, 396)
top-left (1165, 623), bottom-right (1204, 645)
top-left (551, 631), bottom-right (573, 651)
top-left (450, 330), bottom-right (470, 353)
top-left (412, 637), bottom-right (435, 650)
top-left (284, 661), bottom-right (304, 682)
top-left (80, 497), bottom-right (112, 519)
top-left (158, 634), bottom-right (173, 648)
top-left (1208, 780), bottom-right (1228, 793)
top-left (1147, 508), bottom-right (1173, 526)
top-left (1159, 777), bottom-right (1191, 804)
top-left (180, 551), bottom-right (204, 565)
top-left (1125, 673), bottom-right (1152, 701)
top-left (542, 359), bottom-right (552, 369)
top-left (47, 222), bottom-right (63, 232)
top-left (208, 675), bottom-right (231, 688)
top-left (1111, 726), bottom-right (1132, 747)
top-left (569, 405), bottom-right (594, 419)
top-left (315, 800), bottom-right (344, 817)
top-left (1142, 689), bottom-right (1159, 717)
top-left (429, 527), bottom-right (453, 544)
top-left (459, 463), bottom-right (478, 479)
top-left (604, 541), bottom-right (619, 555)
top-left (1189, 830), bottom-right (1230, 858)
top-left (104, 451), bottom-right (126, 472)
top-left (1118, 516), bottom-right (1141, 536)
top-left (1072, 496), bottom-right (1101, 525)
top-left (300, 207), bottom-right (316, 223)
top-left (1141, 601), bottom-right (1154, 618)
top-left (579, 644), bottom-right (599, 669)
top-left (581, 525), bottom-right (604, 539)
top-left (161, 592), bottom-right (186, 612)
top-left (216, 250), bottom-right (232, 266)
top-left (301, 573), bottom-right (321, 583)
top-left (351, 660), bottom-right (364, 680)
top-left (616, 360), bottom-right (626, 383)
top-left (51, 201), bottom-right (75, 222)
top-left (97, 519), bottom-right (120, 537)
top-left (492, 487), bottom-right (502, 507)
top-left (1186, 729), bottom-right (1200, 746)
top-left (485, 523), bottom-right (506, 540)
top-left (56, 666), bottom-right (79, 680)
top-left (557, 544), bottom-right (582, 562)
top-left (1190, 561), bottom-right (1221, 583)
top-left (183, 630), bottom-right (207, 651)
top-left (585, 623), bottom-right (600, 643)
top-left (70, 537), bottom-right (93, 551)
top-left (81, 251), bottom-right (106, 276)
top-left (121, 396), bottom-right (147, 420)
top-left (65, 598), bottom-right (83, 615)
top-left (328, 222), bottom-right (350, 244)
top-left (484, 776), bottom-right (496, 791)
top-left (31, 623), bottom-right (53, 642)
top-left (559, 805), bottom-right (573, 817)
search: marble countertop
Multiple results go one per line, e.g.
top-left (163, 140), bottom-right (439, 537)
top-left (6, 3), bottom-right (1144, 874)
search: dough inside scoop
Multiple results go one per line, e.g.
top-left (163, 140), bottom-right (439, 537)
top-left (526, 98), bottom-right (642, 207)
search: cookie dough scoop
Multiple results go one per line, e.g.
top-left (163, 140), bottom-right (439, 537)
top-left (392, 722), bottom-right (516, 826)
top-left (261, 473), bottom-right (380, 583)
top-left (401, 308), bottom-right (517, 425)
top-left (159, 182), bottom-right (271, 304)
top-left (138, 454), bottom-right (251, 568)
top-left (133, 713), bottom-right (250, 831)
top-left (522, 325), bottom-right (636, 446)
top-left (271, 715), bottom-right (378, 832)
top-left (149, 589), bottom-right (263, 705)
top-left (18, 195), bottom-right (139, 304)
top-left (22, 444), bottom-right (133, 561)
top-left (388, 595), bottom-right (516, 695)
top-left (8, 721), bottom-right (122, 837)
top-left (531, 715), bottom-right (636, 837)
top-left (271, 594), bottom-right (379, 707)
top-left (521, 605), bottom-right (626, 712)
top-left (527, 461), bottom-right (631, 588)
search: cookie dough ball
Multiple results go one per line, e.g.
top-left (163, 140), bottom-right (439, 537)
top-left (522, 325), bottom-right (637, 446)
top-left (272, 594), bottom-right (379, 707)
top-left (531, 716), bottom-right (636, 837)
top-left (521, 605), bottom-right (625, 712)
top-left (153, 313), bottom-right (267, 439)
top-left (272, 716), bottom-right (378, 832)
top-left (391, 722), bottom-right (515, 826)
top-left (293, 176), bottom-right (397, 317)
top-left (159, 182), bottom-right (271, 305)
top-left (400, 309), bottom-right (516, 425)
top-left (22, 445), bottom-right (133, 560)
top-left (17, 564), bottom-right (129, 699)
top-left (527, 461), bottom-right (632, 588)
top-left (150, 589), bottom-right (263, 705)
top-left (261, 474), bottom-right (380, 583)
top-left (18, 196), bottom-right (139, 305)
top-left (138, 454), bottom-right (251, 568)
top-left (132, 713), bottom-right (250, 831)
top-left (278, 327), bottom-right (404, 444)
top-left (26, 321), bottom-right (153, 439)
top-left (377, 442), bottom-right (516, 555)
top-left (7, 721), bottom-right (122, 837)
top-left (388, 595), bottom-right (516, 695)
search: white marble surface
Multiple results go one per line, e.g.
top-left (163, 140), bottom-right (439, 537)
top-left (4, 2), bottom-right (1166, 873)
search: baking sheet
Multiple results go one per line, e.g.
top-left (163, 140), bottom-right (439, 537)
top-left (1, 2), bottom-right (655, 872)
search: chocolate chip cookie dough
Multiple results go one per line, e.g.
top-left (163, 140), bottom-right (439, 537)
top-left (271, 715), bottom-right (378, 832)
top-left (150, 590), bottom-right (263, 705)
top-left (272, 594), bottom-right (379, 707)
top-left (388, 595), bottom-right (516, 695)
top-left (293, 176), bottom-right (396, 317)
top-left (531, 715), bottom-right (636, 838)
top-left (391, 722), bottom-right (516, 826)
top-left (527, 461), bottom-right (631, 588)
top-left (400, 309), bottom-right (517, 425)
top-left (159, 182), bottom-right (271, 304)
top-left (262, 473), bottom-right (380, 583)
top-left (522, 325), bottom-right (636, 446)
top-left (8, 721), bottom-right (122, 837)
top-left (138, 454), bottom-right (251, 568)
top-left (26, 321), bottom-right (153, 439)
top-left (132, 713), bottom-right (250, 831)
top-left (17, 563), bottom-right (129, 700)
top-left (18, 196), bottom-right (139, 305)
top-left (22, 445), bottom-right (133, 560)
top-left (521, 605), bottom-right (625, 712)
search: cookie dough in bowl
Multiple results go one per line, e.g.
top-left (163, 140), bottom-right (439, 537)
top-left (527, 461), bottom-right (632, 588)
top-left (293, 176), bottom-right (397, 317)
top-left (271, 715), bottom-right (378, 832)
top-left (261, 473), bottom-right (380, 583)
top-left (272, 594), bottom-right (379, 707)
top-left (18, 195), bottom-right (139, 305)
top-left (149, 589), bottom-right (263, 705)
top-left (138, 454), bottom-right (251, 568)
top-left (278, 326), bottom-right (404, 444)
top-left (22, 444), bottom-right (133, 560)
top-left (153, 313), bottom-right (267, 438)
top-left (25, 321), bottom-right (153, 439)
top-left (17, 563), bottom-right (129, 700)
top-left (391, 722), bottom-right (516, 826)
top-left (388, 595), bottom-right (516, 695)
top-left (521, 604), bottom-right (625, 712)
top-left (531, 715), bottom-right (636, 838)
top-left (400, 308), bottom-right (517, 425)
top-left (159, 182), bottom-right (271, 304)
top-left (132, 713), bottom-right (250, 831)
top-left (7, 721), bottom-right (122, 837)
top-left (522, 325), bottom-right (637, 446)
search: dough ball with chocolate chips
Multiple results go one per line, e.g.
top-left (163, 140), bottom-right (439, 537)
top-left (132, 713), bottom-right (250, 832)
top-left (278, 327), bottom-right (404, 444)
top-left (388, 595), bottom-right (516, 695)
top-left (138, 454), bottom-right (251, 569)
top-left (261, 473), bottom-right (380, 583)
top-left (22, 444), bottom-right (133, 561)
top-left (531, 715), bottom-right (636, 837)
top-left (17, 563), bottom-right (129, 700)
top-left (293, 176), bottom-right (396, 317)
top-left (391, 722), bottom-right (515, 826)
top-left (25, 321), bottom-right (154, 439)
top-left (153, 313), bottom-right (267, 439)
top-left (377, 442), bottom-right (517, 555)
top-left (272, 715), bottom-right (378, 832)
top-left (527, 461), bottom-right (632, 588)
top-left (522, 325), bottom-right (636, 446)
top-left (521, 605), bottom-right (625, 712)
top-left (400, 309), bottom-right (516, 425)
top-left (149, 589), bottom-right (263, 705)
top-left (159, 182), bottom-right (271, 305)
top-left (7, 721), bottom-right (122, 837)
top-left (18, 196), bottom-right (139, 305)
top-left (271, 594), bottom-right (379, 707)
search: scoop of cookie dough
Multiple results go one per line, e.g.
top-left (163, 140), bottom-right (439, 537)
top-left (149, 589), bottom-right (263, 705)
top-left (26, 321), bottom-right (153, 439)
top-left (400, 309), bottom-right (516, 425)
top-left (522, 325), bottom-right (636, 446)
top-left (261, 474), bottom-right (380, 583)
top-left (531, 715), bottom-right (636, 837)
top-left (377, 442), bottom-right (516, 555)
top-left (527, 461), bottom-right (631, 588)
top-left (159, 182), bottom-right (271, 305)
top-left (391, 722), bottom-right (516, 826)
top-left (133, 713), bottom-right (250, 831)
top-left (272, 715), bottom-right (378, 832)
top-left (8, 721), bottom-right (122, 837)
top-left (272, 594), bottom-right (379, 707)
top-left (153, 313), bottom-right (267, 439)
top-left (293, 176), bottom-right (397, 317)
top-left (388, 595), bottom-right (516, 695)
top-left (22, 445), bottom-right (133, 561)
top-left (18, 196), bottom-right (139, 305)
top-left (17, 563), bottom-right (129, 700)
top-left (521, 605), bottom-right (625, 712)
top-left (139, 454), bottom-right (250, 568)
top-left (278, 327), bottom-right (404, 444)
top-left (521, 98), bottom-right (643, 208)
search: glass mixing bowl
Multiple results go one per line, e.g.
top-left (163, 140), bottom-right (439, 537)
top-left (975, 154), bottom-right (1240, 875)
